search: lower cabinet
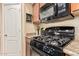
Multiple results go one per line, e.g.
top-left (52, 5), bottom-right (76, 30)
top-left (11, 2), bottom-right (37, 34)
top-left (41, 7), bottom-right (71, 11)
top-left (26, 37), bottom-right (32, 56)
top-left (25, 36), bottom-right (40, 56)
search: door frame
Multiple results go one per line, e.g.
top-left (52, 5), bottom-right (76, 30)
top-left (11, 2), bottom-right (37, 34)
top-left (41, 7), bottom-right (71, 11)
top-left (2, 3), bottom-right (25, 56)
top-left (0, 3), bottom-right (3, 56)
top-left (2, 3), bottom-right (5, 55)
top-left (21, 3), bottom-right (26, 56)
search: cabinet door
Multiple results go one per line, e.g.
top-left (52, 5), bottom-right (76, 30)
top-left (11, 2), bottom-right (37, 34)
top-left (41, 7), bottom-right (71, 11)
top-left (71, 3), bottom-right (79, 12)
top-left (33, 3), bottom-right (40, 24)
top-left (26, 37), bottom-right (32, 56)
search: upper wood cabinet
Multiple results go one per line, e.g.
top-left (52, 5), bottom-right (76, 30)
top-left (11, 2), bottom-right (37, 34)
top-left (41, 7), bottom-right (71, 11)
top-left (32, 3), bottom-right (40, 25)
top-left (71, 3), bottom-right (79, 16)
top-left (71, 3), bottom-right (79, 12)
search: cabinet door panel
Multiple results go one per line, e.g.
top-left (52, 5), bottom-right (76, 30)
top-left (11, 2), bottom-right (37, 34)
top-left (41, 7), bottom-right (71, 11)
top-left (71, 3), bottom-right (79, 12)
top-left (33, 3), bottom-right (40, 24)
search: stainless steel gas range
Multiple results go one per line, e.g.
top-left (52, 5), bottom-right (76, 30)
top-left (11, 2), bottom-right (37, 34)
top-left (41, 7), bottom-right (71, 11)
top-left (30, 26), bottom-right (75, 56)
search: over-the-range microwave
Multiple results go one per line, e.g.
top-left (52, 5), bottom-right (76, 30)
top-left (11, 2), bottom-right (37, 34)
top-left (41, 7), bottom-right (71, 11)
top-left (40, 3), bottom-right (74, 22)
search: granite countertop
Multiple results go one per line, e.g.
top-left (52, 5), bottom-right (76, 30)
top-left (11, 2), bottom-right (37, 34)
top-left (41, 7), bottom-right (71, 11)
top-left (63, 39), bottom-right (79, 56)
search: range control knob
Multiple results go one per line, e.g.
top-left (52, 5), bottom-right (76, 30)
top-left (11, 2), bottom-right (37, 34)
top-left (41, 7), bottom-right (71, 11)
top-left (43, 46), bottom-right (49, 52)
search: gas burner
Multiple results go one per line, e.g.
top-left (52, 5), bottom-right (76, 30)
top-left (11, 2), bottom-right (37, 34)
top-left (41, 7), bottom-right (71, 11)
top-left (51, 41), bottom-right (59, 46)
top-left (52, 36), bottom-right (60, 40)
top-left (43, 36), bottom-right (53, 43)
top-left (58, 37), bottom-right (72, 46)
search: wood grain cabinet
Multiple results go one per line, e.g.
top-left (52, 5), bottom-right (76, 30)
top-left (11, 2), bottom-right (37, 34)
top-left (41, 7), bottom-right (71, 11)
top-left (71, 3), bottom-right (79, 12)
top-left (32, 3), bottom-right (46, 25)
top-left (32, 3), bottom-right (40, 25)
top-left (71, 3), bottom-right (79, 16)
top-left (26, 37), bottom-right (32, 56)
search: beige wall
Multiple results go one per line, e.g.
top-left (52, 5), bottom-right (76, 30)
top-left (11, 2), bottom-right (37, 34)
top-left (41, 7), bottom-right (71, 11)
top-left (24, 3), bottom-right (37, 37)
top-left (22, 3), bottom-right (37, 56)
top-left (24, 3), bottom-right (33, 14)
top-left (40, 16), bottom-right (79, 41)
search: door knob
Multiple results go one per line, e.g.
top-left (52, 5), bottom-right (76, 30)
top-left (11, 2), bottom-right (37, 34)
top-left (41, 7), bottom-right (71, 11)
top-left (4, 34), bottom-right (8, 37)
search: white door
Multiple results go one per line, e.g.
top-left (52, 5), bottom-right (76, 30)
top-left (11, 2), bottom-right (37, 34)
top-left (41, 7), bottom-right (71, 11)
top-left (3, 4), bottom-right (22, 56)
